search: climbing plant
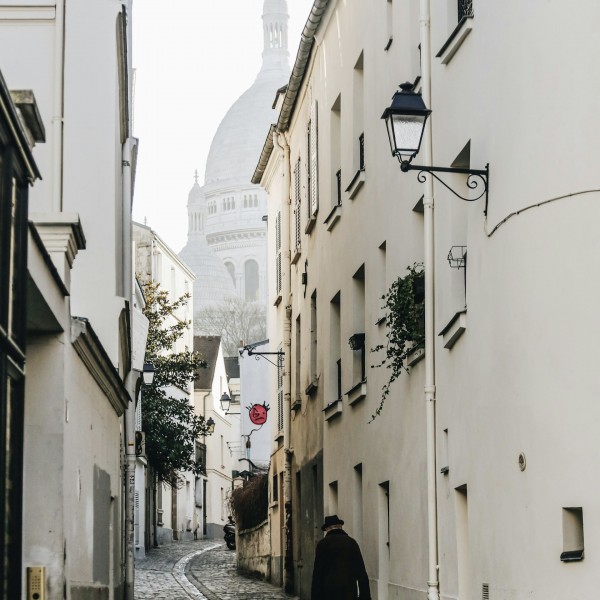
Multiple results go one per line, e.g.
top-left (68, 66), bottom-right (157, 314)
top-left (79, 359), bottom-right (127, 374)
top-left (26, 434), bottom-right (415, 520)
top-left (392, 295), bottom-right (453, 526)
top-left (371, 263), bottom-right (425, 420)
top-left (141, 281), bottom-right (211, 484)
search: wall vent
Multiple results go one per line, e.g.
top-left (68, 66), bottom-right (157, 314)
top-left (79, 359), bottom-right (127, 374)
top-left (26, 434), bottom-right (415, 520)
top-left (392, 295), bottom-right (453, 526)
top-left (482, 583), bottom-right (490, 599)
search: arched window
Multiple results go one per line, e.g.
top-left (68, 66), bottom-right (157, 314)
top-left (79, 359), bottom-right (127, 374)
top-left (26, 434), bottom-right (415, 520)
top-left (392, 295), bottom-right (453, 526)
top-left (244, 260), bottom-right (259, 302)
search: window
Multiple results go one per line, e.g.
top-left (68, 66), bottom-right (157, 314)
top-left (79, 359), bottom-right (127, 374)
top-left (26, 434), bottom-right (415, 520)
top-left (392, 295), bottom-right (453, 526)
top-left (329, 481), bottom-right (338, 515)
top-left (561, 508), bottom-right (584, 562)
top-left (277, 357), bottom-right (284, 433)
top-left (294, 158), bottom-right (301, 250)
top-left (351, 265), bottom-right (366, 383)
top-left (310, 291), bottom-right (318, 388)
top-left (244, 260), bottom-right (259, 301)
top-left (330, 95), bottom-right (341, 209)
top-left (295, 315), bottom-right (301, 403)
top-left (329, 292), bottom-right (341, 402)
top-left (275, 212), bottom-right (282, 296)
top-left (385, 0), bottom-right (393, 50)
top-left (195, 442), bottom-right (207, 475)
top-left (378, 481), bottom-right (390, 597)
top-left (353, 464), bottom-right (363, 544)
top-left (307, 100), bottom-right (319, 220)
top-left (272, 474), bottom-right (279, 502)
top-left (353, 53), bottom-right (364, 172)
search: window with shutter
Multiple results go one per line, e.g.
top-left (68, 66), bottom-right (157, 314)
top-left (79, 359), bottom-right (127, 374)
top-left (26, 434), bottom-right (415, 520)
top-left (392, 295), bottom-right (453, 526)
top-left (309, 101), bottom-right (319, 217)
top-left (275, 211), bottom-right (282, 296)
top-left (294, 158), bottom-right (301, 250)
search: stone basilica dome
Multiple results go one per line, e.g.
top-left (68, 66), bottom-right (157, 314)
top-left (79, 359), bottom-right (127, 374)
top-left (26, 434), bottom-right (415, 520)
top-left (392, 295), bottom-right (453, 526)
top-left (178, 178), bottom-right (236, 306)
top-left (180, 0), bottom-right (290, 319)
top-left (204, 1), bottom-right (289, 185)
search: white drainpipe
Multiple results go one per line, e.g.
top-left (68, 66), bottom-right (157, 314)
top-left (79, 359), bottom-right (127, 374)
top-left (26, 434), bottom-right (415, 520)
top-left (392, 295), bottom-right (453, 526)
top-left (273, 130), bottom-right (293, 592)
top-left (419, 0), bottom-right (440, 598)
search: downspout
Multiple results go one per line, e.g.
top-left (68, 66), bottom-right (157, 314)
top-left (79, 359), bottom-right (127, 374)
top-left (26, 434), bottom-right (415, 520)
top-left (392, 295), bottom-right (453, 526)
top-left (273, 130), bottom-right (294, 593)
top-left (123, 134), bottom-right (136, 599)
top-left (419, 0), bottom-right (440, 598)
top-left (53, 0), bottom-right (66, 211)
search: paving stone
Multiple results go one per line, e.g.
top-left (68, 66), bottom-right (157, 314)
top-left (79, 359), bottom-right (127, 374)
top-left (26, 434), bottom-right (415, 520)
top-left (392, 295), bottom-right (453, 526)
top-left (135, 539), bottom-right (299, 600)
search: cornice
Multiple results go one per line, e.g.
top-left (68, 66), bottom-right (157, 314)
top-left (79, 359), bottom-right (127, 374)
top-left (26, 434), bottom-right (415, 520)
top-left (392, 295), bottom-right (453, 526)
top-left (71, 317), bottom-right (131, 416)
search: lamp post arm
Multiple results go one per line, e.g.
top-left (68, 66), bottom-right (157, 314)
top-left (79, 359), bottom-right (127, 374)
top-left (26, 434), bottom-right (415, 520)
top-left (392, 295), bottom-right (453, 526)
top-left (401, 162), bottom-right (489, 210)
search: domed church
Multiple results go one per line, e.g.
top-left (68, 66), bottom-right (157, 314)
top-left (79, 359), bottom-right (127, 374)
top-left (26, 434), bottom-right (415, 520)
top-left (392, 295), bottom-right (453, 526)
top-left (179, 0), bottom-right (290, 320)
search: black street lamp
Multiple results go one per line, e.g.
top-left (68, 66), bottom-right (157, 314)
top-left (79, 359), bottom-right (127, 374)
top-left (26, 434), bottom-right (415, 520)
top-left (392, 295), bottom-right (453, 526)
top-left (382, 82), bottom-right (489, 211)
top-left (220, 392), bottom-right (231, 413)
top-left (142, 362), bottom-right (155, 386)
top-left (205, 417), bottom-right (215, 435)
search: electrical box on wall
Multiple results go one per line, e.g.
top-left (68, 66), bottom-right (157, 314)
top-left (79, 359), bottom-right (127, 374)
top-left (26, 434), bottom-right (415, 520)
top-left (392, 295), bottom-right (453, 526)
top-left (27, 566), bottom-right (45, 600)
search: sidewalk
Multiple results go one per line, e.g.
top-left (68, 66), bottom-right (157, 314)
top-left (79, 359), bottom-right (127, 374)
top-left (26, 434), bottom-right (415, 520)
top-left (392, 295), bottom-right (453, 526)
top-left (135, 539), bottom-right (299, 600)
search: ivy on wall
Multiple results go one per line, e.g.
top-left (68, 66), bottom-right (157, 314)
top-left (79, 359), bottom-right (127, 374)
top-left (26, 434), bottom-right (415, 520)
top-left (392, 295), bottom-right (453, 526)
top-left (371, 263), bottom-right (425, 420)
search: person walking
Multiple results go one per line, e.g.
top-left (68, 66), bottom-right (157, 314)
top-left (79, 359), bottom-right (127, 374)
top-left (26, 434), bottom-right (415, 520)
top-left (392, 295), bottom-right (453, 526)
top-left (311, 515), bottom-right (371, 600)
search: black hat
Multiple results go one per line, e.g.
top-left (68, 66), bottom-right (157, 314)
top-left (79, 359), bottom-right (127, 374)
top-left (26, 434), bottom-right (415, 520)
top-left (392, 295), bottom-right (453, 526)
top-left (321, 515), bottom-right (344, 531)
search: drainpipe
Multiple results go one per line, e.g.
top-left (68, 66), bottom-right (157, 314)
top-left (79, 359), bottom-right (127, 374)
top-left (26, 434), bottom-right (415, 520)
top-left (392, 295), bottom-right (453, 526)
top-left (419, 0), bottom-right (440, 598)
top-left (123, 134), bottom-right (136, 599)
top-left (273, 130), bottom-right (294, 593)
top-left (53, 0), bottom-right (65, 211)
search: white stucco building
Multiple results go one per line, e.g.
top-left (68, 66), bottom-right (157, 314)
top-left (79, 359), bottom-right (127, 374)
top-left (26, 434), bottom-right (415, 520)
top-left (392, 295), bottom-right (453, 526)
top-left (0, 0), bottom-right (138, 597)
top-left (254, 1), bottom-right (600, 599)
top-left (179, 0), bottom-right (290, 318)
top-left (193, 336), bottom-right (241, 539)
top-left (133, 222), bottom-right (198, 546)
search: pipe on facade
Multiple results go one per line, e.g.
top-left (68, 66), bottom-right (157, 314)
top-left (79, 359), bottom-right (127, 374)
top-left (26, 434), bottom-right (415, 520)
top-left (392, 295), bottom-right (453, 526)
top-left (273, 130), bottom-right (294, 593)
top-left (419, 0), bottom-right (440, 598)
top-left (53, 0), bottom-right (65, 211)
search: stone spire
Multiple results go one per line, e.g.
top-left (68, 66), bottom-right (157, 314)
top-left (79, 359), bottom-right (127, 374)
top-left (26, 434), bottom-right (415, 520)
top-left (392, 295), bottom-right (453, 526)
top-left (261, 0), bottom-right (289, 73)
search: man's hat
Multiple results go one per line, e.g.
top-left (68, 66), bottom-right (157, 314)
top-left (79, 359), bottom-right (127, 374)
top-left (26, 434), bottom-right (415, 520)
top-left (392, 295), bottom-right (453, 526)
top-left (321, 515), bottom-right (344, 531)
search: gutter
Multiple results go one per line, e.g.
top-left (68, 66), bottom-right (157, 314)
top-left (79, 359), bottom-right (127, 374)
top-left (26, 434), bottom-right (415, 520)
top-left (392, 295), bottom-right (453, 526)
top-left (251, 0), bottom-right (330, 185)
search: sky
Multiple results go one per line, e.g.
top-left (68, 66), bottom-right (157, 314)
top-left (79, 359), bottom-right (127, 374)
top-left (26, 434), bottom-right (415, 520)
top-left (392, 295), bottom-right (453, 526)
top-left (131, 0), bottom-right (314, 252)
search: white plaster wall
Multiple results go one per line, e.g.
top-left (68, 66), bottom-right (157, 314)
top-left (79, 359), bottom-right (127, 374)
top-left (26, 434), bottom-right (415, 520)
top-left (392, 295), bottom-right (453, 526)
top-left (263, 0), bottom-right (600, 598)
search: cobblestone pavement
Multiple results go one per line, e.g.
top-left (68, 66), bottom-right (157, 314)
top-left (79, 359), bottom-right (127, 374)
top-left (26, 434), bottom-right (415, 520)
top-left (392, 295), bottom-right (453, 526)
top-left (135, 539), bottom-right (299, 600)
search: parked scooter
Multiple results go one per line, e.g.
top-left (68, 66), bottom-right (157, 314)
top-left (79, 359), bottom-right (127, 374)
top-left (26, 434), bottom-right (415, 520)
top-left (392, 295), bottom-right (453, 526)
top-left (223, 516), bottom-right (236, 550)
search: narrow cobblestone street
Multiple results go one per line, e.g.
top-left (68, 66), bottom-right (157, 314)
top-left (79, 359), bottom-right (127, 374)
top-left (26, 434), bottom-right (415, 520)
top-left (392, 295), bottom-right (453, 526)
top-left (135, 540), bottom-right (299, 600)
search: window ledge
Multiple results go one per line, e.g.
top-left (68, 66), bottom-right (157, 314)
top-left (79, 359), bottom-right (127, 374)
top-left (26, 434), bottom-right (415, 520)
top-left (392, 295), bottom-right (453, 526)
top-left (291, 397), bottom-right (302, 412)
top-left (346, 380), bottom-right (367, 406)
top-left (323, 398), bottom-right (343, 421)
top-left (291, 247), bottom-right (301, 265)
top-left (305, 379), bottom-right (318, 396)
top-left (384, 36), bottom-right (393, 51)
top-left (269, 501), bottom-right (279, 509)
top-left (305, 214), bottom-right (317, 234)
top-left (273, 294), bottom-right (282, 307)
top-left (375, 314), bottom-right (386, 326)
top-left (345, 168), bottom-right (366, 200)
top-left (439, 309), bottom-right (467, 349)
top-left (407, 345), bottom-right (425, 367)
top-left (274, 431), bottom-right (284, 443)
top-left (560, 550), bottom-right (584, 562)
top-left (436, 16), bottom-right (473, 65)
top-left (324, 204), bottom-right (342, 231)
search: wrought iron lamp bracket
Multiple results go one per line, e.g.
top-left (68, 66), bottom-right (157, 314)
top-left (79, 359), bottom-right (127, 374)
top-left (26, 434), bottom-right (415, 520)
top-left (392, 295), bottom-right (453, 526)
top-left (400, 161), bottom-right (489, 214)
top-left (241, 346), bottom-right (285, 368)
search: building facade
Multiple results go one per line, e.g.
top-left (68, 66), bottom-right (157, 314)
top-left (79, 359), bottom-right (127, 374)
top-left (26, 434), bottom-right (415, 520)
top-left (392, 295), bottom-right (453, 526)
top-left (0, 0), bottom-right (138, 597)
top-left (255, 0), bottom-right (600, 599)
top-left (133, 222), bottom-right (198, 546)
top-left (193, 336), bottom-right (241, 539)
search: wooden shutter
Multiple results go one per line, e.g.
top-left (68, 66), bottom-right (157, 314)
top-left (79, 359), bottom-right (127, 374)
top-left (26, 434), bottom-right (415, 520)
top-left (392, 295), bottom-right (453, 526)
top-left (309, 100), bottom-right (319, 216)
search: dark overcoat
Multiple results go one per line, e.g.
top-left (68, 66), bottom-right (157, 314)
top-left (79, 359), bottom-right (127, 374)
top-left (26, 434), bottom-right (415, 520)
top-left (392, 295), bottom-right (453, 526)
top-left (311, 529), bottom-right (371, 600)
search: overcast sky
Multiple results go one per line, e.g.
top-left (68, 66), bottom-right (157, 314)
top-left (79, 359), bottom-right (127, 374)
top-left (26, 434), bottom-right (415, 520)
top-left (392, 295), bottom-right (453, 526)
top-left (131, 0), bottom-right (313, 252)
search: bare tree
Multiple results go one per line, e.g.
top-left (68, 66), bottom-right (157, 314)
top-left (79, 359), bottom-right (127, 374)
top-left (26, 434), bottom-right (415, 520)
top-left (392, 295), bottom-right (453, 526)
top-left (194, 297), bottom-right (267, 356)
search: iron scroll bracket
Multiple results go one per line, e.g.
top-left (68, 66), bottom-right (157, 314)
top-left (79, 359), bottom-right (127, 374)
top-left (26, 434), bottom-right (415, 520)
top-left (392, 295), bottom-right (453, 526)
top-left (400, 161), bottom-right (489, 215)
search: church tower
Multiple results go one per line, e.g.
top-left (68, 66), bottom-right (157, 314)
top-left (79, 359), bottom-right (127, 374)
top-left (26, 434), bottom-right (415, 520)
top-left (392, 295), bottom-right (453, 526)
top-left (179, 0), bottom-right (290, 332)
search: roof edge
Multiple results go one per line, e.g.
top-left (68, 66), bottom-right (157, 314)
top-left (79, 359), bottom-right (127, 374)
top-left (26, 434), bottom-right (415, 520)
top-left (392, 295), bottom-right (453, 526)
top-left (252, 0), bottom-right (330, 185)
